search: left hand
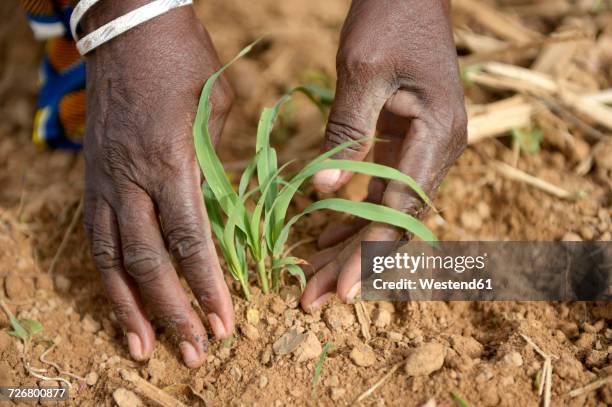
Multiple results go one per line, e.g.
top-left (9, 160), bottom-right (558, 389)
top-left (300, 0), bottom-right (467, 312)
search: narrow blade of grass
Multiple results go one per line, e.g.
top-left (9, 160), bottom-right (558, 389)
top-left (312, 342), bottom-right (332, 395)
top-left (273, 198), bottom-right (437, 257)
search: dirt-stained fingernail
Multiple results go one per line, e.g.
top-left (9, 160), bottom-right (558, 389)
top-left (208, 313), bottom-right (228, 339)
top-left (307, 292), bottom-right (333, 313)
top-left (179, 341), bottom-right (202, 369)
top-left (314, 168), bottom-right (341, 191)
top-left (345, 282), bottom-right (361, 303)
top-left (127, 332), bottom-right (144, 361)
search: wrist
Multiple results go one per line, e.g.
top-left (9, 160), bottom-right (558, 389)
top-left (80, 0), bottom-right (153, 33)
top-left (78, 0), bottom-right (200, 58)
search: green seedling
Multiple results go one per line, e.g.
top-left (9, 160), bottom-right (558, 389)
top-left (512, 126), bottom-right (543, 155)
top-left (0, 298), bottom-right (42, 345)
top-left (451, 392), bottom-right (471, 407)
top-left (312, 341), bottom-right (332, 398)
top-left (194, 42), bottom-right (437, 300)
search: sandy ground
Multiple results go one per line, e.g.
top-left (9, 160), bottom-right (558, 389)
top-left (1, 0), bottom-right (611, 406)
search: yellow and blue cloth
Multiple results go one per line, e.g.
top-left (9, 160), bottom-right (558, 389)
top-left (21, 0), bottom-right (85, 150)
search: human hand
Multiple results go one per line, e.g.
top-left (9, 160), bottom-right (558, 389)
top-left (301, 0), bottom-right (467, 311)
top-left (81, 3), bottom-right (234, 368)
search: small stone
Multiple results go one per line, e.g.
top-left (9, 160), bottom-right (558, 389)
top-left (259, 375), bottom-right (268, 389)
top-left (404, 342), bottom-right (446, 377)
top-left (330, 387), bottom-right (346, 401)
top-left (350, 344), bottom-right (377, 367)
top-left (270, 297), bottom-right (286, 315)
top-left (218, 347), bottom-right (231, 360)
top-left (460, 211), bottom-right (482, 230)
top-left (586, 350), bottom-right (607, 368)
top-left (240, 323), bottom-right (259, 341)
top-left (579, 225), bottom-right (595, 240)
top-left (4, 275), bottom-right (34, 300)
top-left (575, 332), bottom-right (596, 349)
top-left (85, 372), bottom-right (99, 386)
top-left (387, 331), bottom-right (403, 342)
top-left (561, 232), bottom-right (582, 242)
top-left (54, 274), bottom-right (71, 293)
top-left (372, 308), bottom-right (392, 328)
top-left (294, 332), bottom-right (322, 362)
top-left (449, 335), bottom-right (483, 358)
top-left (279, 286), bottom-right (300, 308)
top-left (36, 274), bottom-right (54, 291)
top-left (500, 376), bottom-right (515, 386)
top-left (261, 347), bottom-right (272, 365)
top-left (475, 369), bottom-right (494, 383)
top-left (147, 358), bottom-right (165, 385)
top-left (246, 308), bottom-right (260, 325)
top-left (113, 388), bottom-right (142, 407)
top-left (229, 366), bottom-right (242, 381)
top-left (273, 329), bottom-right (307, 355)
top-left (325, 375), bottom-right (340, 387)
top-left (82, 314), bottom-right (101, 333)
top-left (582, 320), bottom-right (605, 333)
top-left (323, 304), bottom-right (355, 332)
top-left (503, 351), bottom-right (523, 367)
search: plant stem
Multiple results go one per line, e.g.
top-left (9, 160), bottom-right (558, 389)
top-left (239, 276), bottom-right (252, 301)
top-left (256, 258), bottom-right (269, 294)
top-left (271, 256), bottom-right (281, 292)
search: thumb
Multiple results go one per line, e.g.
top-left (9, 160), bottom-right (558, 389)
top-left (313, 73), bottom-right (389, 193)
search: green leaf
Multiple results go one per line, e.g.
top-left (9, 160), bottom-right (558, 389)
top-left (272, 256), bottom-right (308, 291)
top-left (293, 85), bottom-right (334, 114)
top-left (238, 151), bottom-right (260, 198)
top-left (285, 264), bottom-right (307, 292)
top-left (8, 315), bottom-right (28, 341)
top-left (312, 342), bottom-right (332, 391)
top-left (194, 42), bottom-right (260, 228)
top-left (316, 160), bottom-right (433, 208)
top-left (451, 392), bottom-right (471, 407)
top-left (273, 198), bottom-right (437, 257)
top-left (21, 319), bottom-right (42, 336)
top-left (267, 139), bottom-right (368, 251)
top-left (512, 127), bottom-right (543, 155)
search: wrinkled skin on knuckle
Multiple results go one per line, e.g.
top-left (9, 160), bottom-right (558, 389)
top-left (166, 224), bottom-right (208, 267)
top-left (122, 243), bottom-right (166, 285)
top-left (91, 232), bottom-right (122, 274)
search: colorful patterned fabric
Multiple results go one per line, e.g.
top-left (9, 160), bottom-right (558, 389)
top-left (21, 0), bottom-right (85, 150)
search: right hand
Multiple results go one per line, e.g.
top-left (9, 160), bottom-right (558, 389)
top-left (81, 3), bottom-right (234, 368)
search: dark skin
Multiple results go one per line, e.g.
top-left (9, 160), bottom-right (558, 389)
top-left (80, 0), bottom-right (466, 368)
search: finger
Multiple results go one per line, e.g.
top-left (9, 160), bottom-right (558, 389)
top-left (313, 56), bottom-right (390, 193)
top-left (382, 91), bottom-right (467, 219)
top-left (115, 191), bottom-right (208, 369)
top-left (301, 234), bottom-right (361, 312)
top-left (317, 178), bottom-right (385, 249)
top-left (317, 219), bottom-right (367, 249)
top-left (154, 164), bottom-right (234, 340)
top-left (90, 200), bottom-right (155, 361)
top-left (335, 223), bottom-right (400, 302)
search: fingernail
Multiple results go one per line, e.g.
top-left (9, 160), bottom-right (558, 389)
top-left (208, 313), bottom-right (228, 339)
top-left (315, 169), bottom-right (341, 190)
top-left (179, 341), bottom-right (201, 368)
top-left (127, 332), bottom-right (144, 361)
top-left (345, 282), bottom-right (361, 302)
top-left (307, 292), bottom-right (333, 313)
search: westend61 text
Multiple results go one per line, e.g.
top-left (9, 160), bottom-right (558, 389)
top-left (372, 278), bottom-right (493, 291)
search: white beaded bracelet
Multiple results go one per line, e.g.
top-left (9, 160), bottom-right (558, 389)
top-left (71, 0), bottom-right (194, 56)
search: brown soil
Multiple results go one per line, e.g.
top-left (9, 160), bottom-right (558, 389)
top-left (1, 0), bottom-right (611, 406)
